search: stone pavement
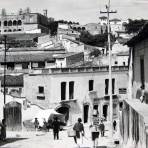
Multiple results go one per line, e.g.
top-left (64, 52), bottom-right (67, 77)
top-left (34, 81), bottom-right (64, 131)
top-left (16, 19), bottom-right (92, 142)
top-left (0, 122), bottom-right (120, 148)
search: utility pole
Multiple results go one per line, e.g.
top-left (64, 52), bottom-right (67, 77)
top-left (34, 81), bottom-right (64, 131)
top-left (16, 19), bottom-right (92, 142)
top-left (100, 0), bottom-right (117, 137)
top-left (4, 35), bottom-right (7, 105)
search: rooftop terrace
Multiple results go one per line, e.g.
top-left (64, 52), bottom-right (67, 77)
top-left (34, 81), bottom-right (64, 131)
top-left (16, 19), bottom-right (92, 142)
top-left (30, 66), bottom-right (128, 75)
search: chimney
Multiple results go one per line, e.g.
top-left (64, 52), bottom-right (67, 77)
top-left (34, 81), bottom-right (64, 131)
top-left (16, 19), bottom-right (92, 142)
top-left (43, 9), bottom-right (47, 17)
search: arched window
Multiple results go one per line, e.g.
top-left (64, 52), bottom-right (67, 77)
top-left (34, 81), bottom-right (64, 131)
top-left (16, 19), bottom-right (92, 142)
top-left (4, 30), bottom-right (7, 32)
top-left (13, 29), bottom-right (16, 32)
top-left (8, 20), bottom-right (12, 26)
top-left (4, 21), bottom-right (7, 26)
top-left (18, 20), bottom-right (22, 25)
top-left (8, 29), bottom-right (12, 32)
top-left (18, 29), bottom-right (22, 31)
top-left (13, 20), bottom-right (17, 26)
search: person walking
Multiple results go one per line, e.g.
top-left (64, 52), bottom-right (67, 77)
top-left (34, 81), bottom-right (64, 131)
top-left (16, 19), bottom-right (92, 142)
top-left (1, 119), bottom-right (6, 141)
top-left (99, 120), bottom-right (105, 137)
top-left (34, 118), bottom-right (39, 132)
top-left (47, 119), bottom-right (52, 132)
top-left (73, 118), bottom-right (85, 146)
top-left (52, 117), bottom-right (60, 140)
top-left (113, 120), bottom-right (117, 131)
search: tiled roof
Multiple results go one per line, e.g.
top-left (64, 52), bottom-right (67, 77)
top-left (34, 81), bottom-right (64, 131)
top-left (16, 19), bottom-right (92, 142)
top-left (0, 74), bottom-right (23, 87)
top-left (0, 53), bottom-right (54, 63)
top-left (55, 52), bottom-right (83, 59)
top-left (126, 22), bottom-right (148, 47)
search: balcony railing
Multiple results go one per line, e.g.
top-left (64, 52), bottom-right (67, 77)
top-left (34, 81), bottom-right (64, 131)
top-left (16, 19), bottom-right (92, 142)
top-left (30, 66), bottom-right (128, 75)
top-left (0, 66), bottom-right (128, 75)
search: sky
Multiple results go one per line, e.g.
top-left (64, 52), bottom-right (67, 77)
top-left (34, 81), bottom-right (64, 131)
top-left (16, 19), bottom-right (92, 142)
top-left (1, 0), bottom-right (148, 24)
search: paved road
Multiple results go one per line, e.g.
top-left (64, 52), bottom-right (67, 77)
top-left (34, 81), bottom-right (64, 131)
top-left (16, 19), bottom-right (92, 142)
top-left (0, 123), bottom-right (119, 148)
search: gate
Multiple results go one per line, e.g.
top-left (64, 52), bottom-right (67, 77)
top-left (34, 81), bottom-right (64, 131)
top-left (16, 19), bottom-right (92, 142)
top-left (4, 101), bottom-right (22, 131)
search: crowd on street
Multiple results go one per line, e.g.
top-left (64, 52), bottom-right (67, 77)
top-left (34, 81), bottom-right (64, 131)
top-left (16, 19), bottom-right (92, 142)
top-left (0, 114), bottom-right (119, 148)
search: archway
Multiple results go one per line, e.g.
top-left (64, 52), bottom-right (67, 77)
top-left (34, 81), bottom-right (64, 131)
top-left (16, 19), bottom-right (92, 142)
top-left (8, 20), bottom-right (12, 26)
top-left (56, 104), bottom-right (70, 123)
top-left (18, 20), bottom-right (22, 25)
top-left (4, 101), bottom-right (22, 131)
top-left (13, 20), bottom-right (17, 26)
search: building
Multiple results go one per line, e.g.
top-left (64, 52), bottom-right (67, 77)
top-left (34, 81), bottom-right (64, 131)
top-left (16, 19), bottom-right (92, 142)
top-left (0, 12), bottom-right (50, 34)
top-left (24, 66), bottom-right (128, 125)
top-left (84, 23), bottom-right (107, 35)
top-left (54, 52), bottom-right (84, 68)
top-left (99, 16), bottom-right (107, 25)
top-left (120, 23), bottom-right (148, 148)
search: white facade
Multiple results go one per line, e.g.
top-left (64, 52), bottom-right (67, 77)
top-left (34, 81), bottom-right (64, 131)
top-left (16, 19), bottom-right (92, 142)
top-left (24, 67), bottom-right (128, 124)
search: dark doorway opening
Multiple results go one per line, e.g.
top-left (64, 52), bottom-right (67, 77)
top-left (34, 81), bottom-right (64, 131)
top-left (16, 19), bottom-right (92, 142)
top-left (103, 105), bottom-right (108, 120)
top-left (56, 106), bottom-right (69, 123)
top-left (84, 104), bottom-right (89, 123)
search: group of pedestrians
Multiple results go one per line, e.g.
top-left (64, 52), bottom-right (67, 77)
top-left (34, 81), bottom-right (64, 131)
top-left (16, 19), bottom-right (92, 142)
top-left (34, 117), bottom-right (61, 140)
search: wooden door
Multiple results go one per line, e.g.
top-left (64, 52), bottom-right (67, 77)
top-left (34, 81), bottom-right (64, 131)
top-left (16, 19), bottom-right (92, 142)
top-left (4, 101), bottom-right (22, 131)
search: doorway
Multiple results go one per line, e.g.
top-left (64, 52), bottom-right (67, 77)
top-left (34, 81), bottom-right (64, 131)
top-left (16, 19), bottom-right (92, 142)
top-left (56, 106), bottom-right (69, 123)
top-left (83, 104), bottom-right (89, 123)
top-left (4, 101), bottom-right (22, 131)
top-left (103, 105), bottom-right (108, 121)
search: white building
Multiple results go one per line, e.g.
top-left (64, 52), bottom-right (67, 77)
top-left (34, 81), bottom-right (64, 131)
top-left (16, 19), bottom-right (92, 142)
top-left (24, 66), bottom-right (128, 125)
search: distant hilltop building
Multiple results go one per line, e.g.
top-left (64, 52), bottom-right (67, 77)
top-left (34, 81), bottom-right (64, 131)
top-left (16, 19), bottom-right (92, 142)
top-left (84, 23), bottom-right (107, 35)
top-left (0, 10), bottom-right (51, 34)
top-left (99, 16), bottom-right (107, 25)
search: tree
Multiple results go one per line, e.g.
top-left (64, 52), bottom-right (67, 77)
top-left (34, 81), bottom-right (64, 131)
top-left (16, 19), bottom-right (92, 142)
top-left (47, 21), bottom-right (58, 36)
top-left (123, 19), bottom-right (147, 34)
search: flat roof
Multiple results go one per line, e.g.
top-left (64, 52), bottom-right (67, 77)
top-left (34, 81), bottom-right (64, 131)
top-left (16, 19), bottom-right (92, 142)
top-left (0, 52), bottom-right (54, 63)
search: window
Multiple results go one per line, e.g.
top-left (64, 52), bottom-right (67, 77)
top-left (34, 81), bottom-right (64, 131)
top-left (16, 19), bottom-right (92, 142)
top-left (140, 56), bottom-right (145, 86)
top-left (69, 81), bottom-right (74, 99)
top-left (38, 62), bottom-right (45, 68)
top-left (4, 21), bottom-right (7, 26)
top-left (8, 20), bottom-right (12, 26)
top-left (112, 78), bottom-right (115, 94)
top-left (123, 62), bottom-right (126, 66)
top-left (38, 86), bottom-right (44, 94)
top-left (119, 88), bottom-right (127, 94)
top-left (105, 79), bottom-right (109, 95)
top-left (18, 20), bottom-right (22, 25)
top-left (114, 61), bottom-right (118, 65)
top-left (37, 96), bottom-right (45, 100)
top-left (61, 82), bottom-right (66, 100)
top-left (89, 80), bottom-right (94, 91)
top-left (22, 63), bottom-right (29, 69)
top-left (7, 62), bottom-right (14, 70)
top-left (105, 78), bottom-right (115, 95)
